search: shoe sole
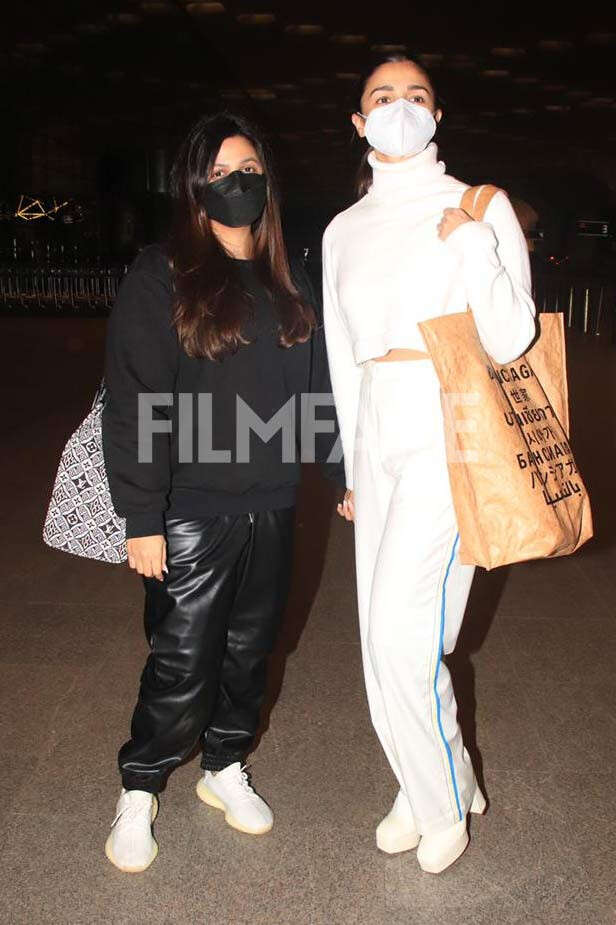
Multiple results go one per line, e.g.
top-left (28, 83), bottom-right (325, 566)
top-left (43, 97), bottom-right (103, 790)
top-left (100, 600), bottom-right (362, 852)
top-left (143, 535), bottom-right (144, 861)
top-left (104, 797), bottom-right (159, 873)
top-left (196, 780), bottom-right (273, 836)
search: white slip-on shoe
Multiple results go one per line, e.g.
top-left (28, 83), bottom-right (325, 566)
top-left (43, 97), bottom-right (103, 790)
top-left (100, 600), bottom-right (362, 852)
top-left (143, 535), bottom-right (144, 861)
top-left (196, 763), bottom-right (273, 835)
top-left (105, 789), bottom-right (159, 873)
top-left (376, 790), bottom-right (420, 854)
top-left (417, 786), bottom-right (487, 874)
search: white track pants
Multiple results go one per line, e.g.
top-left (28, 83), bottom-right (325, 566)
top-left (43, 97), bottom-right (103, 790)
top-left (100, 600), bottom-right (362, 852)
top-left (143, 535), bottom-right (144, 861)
top-left (353, 359), bottom-right (476, 835)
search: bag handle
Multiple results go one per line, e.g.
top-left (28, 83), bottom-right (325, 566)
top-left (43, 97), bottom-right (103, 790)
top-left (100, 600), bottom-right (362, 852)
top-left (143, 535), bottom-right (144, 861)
top-left (92, 378), bottom-right (107, 411)
top-left (460, 184), bottom-right (503, 221)
top-left (460, 184), bottom-right (504, 317)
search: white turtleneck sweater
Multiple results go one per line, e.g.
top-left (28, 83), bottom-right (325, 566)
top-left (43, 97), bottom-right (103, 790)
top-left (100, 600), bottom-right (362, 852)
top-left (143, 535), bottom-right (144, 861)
top-left (322, 143), bottom-right (536, 488)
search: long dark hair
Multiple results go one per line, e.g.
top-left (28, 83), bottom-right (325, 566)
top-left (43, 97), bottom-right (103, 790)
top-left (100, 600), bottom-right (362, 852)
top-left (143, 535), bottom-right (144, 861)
top-left (355, 55), bottom-right (438, 199)
top-left (168, 112), bottom-right (316, 360)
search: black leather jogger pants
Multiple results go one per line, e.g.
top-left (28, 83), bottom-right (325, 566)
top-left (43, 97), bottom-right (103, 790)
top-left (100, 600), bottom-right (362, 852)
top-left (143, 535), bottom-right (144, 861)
top-left (119, 508), bottom-right (295, 793)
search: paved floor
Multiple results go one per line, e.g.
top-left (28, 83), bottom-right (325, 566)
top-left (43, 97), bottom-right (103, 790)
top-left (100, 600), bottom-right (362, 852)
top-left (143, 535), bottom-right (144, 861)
top-left (1, 317), bottom-right (614, 925)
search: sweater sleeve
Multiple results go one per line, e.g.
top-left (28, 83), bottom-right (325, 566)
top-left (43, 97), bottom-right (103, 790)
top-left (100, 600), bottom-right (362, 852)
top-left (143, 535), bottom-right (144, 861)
top-left (322, 230), bottom-right (362, 490)
top-left (444, 190), bottom-right (536, 364)
top-left (101, 248), bottom-right (179, 539)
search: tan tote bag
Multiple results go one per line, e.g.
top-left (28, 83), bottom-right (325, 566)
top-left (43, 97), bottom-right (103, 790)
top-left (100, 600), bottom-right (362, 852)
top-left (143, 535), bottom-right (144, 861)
top-left (418, 184), bottom-right (593, 570)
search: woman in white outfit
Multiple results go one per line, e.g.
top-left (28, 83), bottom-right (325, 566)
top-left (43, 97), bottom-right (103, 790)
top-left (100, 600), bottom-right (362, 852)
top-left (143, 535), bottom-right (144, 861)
top-left (323, 56), bottom-right (536, 874)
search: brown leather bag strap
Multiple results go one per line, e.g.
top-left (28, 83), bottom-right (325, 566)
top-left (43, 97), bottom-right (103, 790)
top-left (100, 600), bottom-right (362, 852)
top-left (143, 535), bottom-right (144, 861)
top-left (461, 184), bottom-right (504, 221)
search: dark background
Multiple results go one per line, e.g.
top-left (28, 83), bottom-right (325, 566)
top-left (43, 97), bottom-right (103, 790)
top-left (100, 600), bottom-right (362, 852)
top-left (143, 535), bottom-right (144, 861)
top-left (1, 10), bottom-right (615, 919)
top-left (2, 0), bottom-right (616, 266)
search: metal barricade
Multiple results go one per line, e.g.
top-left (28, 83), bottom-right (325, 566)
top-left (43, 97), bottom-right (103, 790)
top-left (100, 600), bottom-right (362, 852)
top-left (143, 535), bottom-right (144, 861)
top-left (2, 261), bottom-right (614, 342)
top-left (0, 262), bottom-right (127, 315)
top-left (532, 273), bottom-right (615, 341)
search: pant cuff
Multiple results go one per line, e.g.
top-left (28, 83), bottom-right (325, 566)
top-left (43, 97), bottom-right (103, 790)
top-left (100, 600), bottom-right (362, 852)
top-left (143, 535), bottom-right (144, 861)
top-left (201, 753), bottom-right (245, 773)
top-left (120, 773), bottom-right (164, 795)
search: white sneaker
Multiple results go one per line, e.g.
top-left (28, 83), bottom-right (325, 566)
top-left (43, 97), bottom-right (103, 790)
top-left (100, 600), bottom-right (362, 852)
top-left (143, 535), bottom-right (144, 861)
top-left (417, 787), bottom-right (487, 874)
top-left (105, 789), bottom-right (159, 873)
top-left (376, 790), bottom-right (420, 854)
top-left (196, 763), bottom-right (273, 835)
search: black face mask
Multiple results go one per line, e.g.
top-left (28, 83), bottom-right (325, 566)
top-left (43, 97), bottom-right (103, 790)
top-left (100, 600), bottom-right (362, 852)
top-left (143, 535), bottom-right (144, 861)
top-left (203, 170), bottom-right (267, 228)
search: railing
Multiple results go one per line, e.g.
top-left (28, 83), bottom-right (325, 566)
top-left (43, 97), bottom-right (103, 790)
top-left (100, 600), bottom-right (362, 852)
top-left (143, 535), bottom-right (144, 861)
top-left (532, 272), bottom-right (616, 340)
top-left (2, 262), bottom-right (615, 342)
top-left (0, 262), bottom-right (128, 315)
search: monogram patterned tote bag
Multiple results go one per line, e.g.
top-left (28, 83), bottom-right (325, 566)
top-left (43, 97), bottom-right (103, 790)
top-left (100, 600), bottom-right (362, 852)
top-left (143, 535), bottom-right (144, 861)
top-left (42, 382), bottom-right (127, 563)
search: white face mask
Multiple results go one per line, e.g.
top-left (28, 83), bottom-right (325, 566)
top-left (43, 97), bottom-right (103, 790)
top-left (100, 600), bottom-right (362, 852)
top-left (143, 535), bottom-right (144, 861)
top-left (361, 98), bottom-right (437, 159)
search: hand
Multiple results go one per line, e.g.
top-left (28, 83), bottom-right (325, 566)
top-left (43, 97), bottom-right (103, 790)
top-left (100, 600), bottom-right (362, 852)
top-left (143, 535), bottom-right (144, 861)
top-left (336, 489), bottom-right (355, 522)
top-left (127, 535), bottom-right (167, 581)
top-left (437, 208), bottom-right (474, 241)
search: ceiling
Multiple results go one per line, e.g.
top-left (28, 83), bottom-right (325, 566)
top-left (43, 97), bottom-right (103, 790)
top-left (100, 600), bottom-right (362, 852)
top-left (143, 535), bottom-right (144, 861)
top-left (3, 0), bottom-right (616, 210)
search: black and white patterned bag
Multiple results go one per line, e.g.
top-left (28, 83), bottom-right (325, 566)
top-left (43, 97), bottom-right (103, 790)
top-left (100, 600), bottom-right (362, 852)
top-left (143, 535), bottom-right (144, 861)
top-left (43, 382), bottom-right (127, 563)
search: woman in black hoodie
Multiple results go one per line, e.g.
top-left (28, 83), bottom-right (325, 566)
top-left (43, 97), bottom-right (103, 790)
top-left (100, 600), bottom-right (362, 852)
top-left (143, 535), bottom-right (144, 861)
top-left (102, 112), bottom-right (343, 872)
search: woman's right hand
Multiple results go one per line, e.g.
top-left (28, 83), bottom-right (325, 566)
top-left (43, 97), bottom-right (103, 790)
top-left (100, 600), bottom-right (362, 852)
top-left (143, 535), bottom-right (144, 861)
top-left (127, 535), bottom-right (167, 581)
top-left (337, 489), bottom-right (355, 522)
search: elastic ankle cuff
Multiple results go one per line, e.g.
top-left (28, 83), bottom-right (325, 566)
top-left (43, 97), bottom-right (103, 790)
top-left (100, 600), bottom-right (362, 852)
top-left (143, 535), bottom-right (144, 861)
top-left (201, 754), bottom-right (244, 772)
top-left (120, 775), bottom-right (163, 795)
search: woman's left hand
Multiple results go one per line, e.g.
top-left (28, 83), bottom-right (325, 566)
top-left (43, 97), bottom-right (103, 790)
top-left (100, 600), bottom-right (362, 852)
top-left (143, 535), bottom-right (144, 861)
top-left (438, 208), bottom-right (474, 241)
top-left (337, 489), bottom-right (355, 522)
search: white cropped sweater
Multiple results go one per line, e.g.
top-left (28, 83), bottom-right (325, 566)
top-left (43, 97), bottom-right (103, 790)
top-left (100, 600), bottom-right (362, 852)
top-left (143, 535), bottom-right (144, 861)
top-left (322, 143), bottom-right (537, 488)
